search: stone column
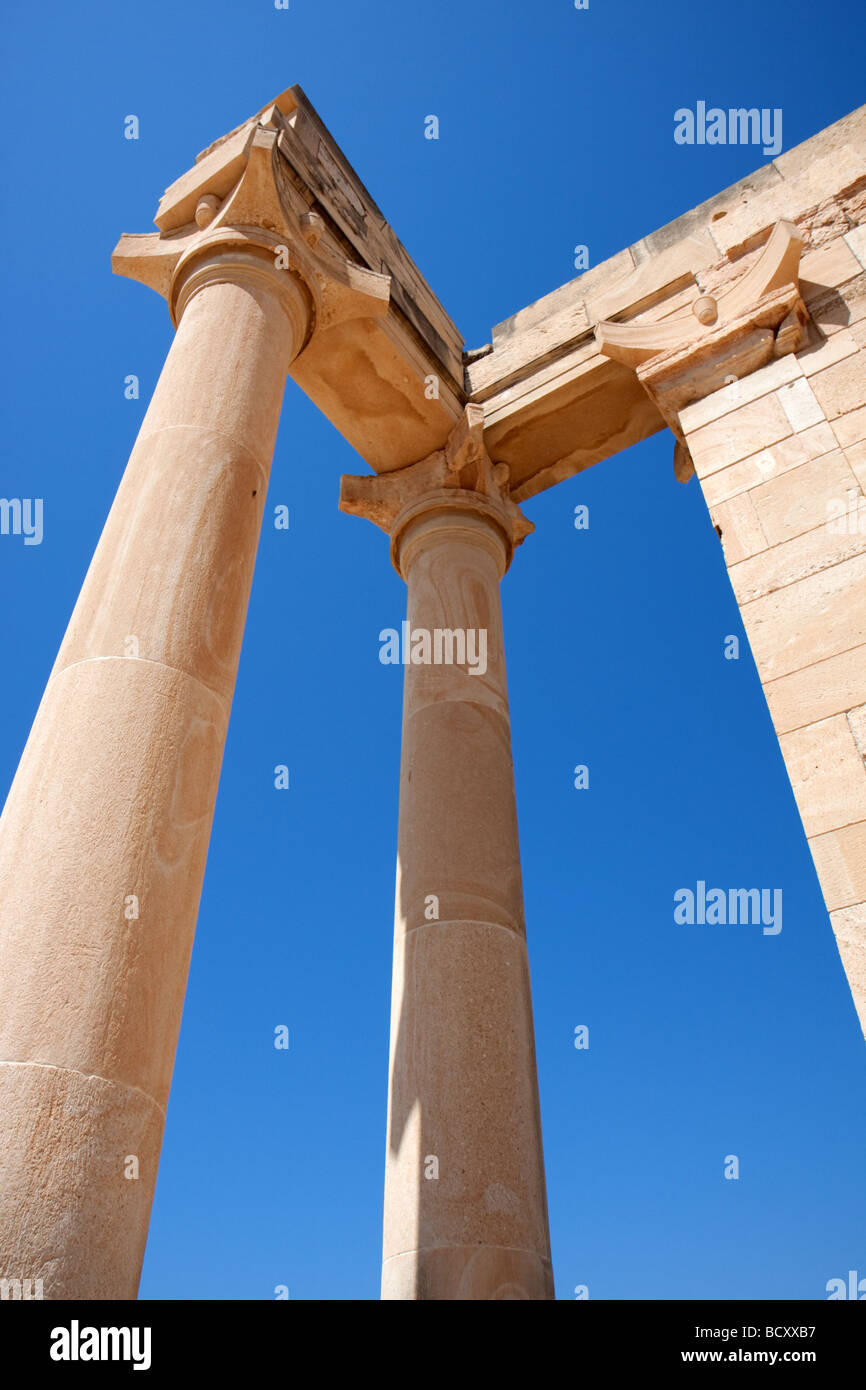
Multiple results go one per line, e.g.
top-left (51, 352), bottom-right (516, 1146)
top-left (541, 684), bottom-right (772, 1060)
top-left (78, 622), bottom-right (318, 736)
top-left (341, 406), bottom-right (554, 1300)
top-left (0, 122), bottom-right (388, 1299)
top-left (598, 219), bottom-right (866, 1039)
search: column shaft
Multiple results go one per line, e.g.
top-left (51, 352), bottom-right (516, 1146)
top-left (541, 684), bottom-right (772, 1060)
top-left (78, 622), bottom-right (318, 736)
top-left (0, 264), bottom-right (306, 1298)
top-left (382, 508), bottom-right (554, 1299)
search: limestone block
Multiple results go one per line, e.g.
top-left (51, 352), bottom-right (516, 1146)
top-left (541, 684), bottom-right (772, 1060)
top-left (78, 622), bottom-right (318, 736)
top-left (740, 550), bottom-right (866, 679)
top-left (847, 704), bottom-right (866, 759)
top-left (799, 236), bottom-right (864, 295)
top-left (798, 328), bottom-right (860, 377)
top-left (829, 904), bottom-right (866, 1038)
top-left (700, 422), bottom-right (837, 507)
top-left (764, 645), bottom-right (866, 735)
top-left (845, 224), bottom-right (866, 269)
top-left (779, 715), bottom-right (866, 837)
top-left (776, 376), bottom-right (826, 431)
top-left (808, 272), bottom-right (866, 338)
top-left (491, 248), bottom-right (634, 346)
top-left (688, 393), bottom-right (793, 477)
top-left (467, 300), bottom-right (590, 398)
top-left (772, 107), bottom-right (866, 183)
top-left (729, 508), bottom-right (866, 604)
top-left (809, 822), bottom-right (866, 911)
top-left (647, 284), bottom-right (703, 322)
top-left (711, 491), bottom-right (768, 564)
top-left (708, 147), bottom-right (866, 258)
top-left (747, 449), bottom-right (860, 548)
top-left (679, 352), bottom-right (802, 433)
top-left (846, 439), bottom-right (866, 489)
top-left (832, 404), bottom-right (866, 449)
top-left (810, 349), bottom-right (866, 421)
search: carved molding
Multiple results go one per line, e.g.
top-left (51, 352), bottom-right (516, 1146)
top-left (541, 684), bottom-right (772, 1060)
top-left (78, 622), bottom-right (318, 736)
top-left (595, 221), bottom-right (806, 369)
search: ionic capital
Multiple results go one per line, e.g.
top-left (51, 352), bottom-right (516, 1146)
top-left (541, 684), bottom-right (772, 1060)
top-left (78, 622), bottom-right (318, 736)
top-left (112, 101), bottom-right (390, 355)
top-left (339, 404), bottom-right (534, 577)
top-left (594, 221), bottom-right (809, 480)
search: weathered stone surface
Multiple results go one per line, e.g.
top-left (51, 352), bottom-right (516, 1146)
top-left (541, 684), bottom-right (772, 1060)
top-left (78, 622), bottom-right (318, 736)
top-left (798, 328), bottom-right (860, 377)
top-left (678, 352), bottom-right (802, 433)
top-left (707, 148), bottom-right (866, 259)
top-left (53, 271), bottom-right (295, 702)
top-left (779, 715), bottom-right (866, 838)
top-left (832, 404), bottom-right (866, 449)
top-left (740, 550), bottom-right (866, 680)
top-left (746, 450), bottom-right (860, 549)
top-left (847, 439), bottom-right (866, 489)
top-left (776, 376), bottom-right (826, 431)
top-left (384, 924), bottom-right (551, 1272)
top-left (711, 491), bottom-right (768, 565)
top-left (382, 1245), bottom-right (554, 1301)
top-left (810, 822), bottom-right (866, 911)
top-left (689, 393), bottom-right (794, 477)
top-left (764, 646), bottom-right (866, 736)
top-left (810, 349), bottom-right (866, 421)
top-left (799, 236), bottom-right (864, 295)
top-left (0, 1062), bottom-right (164, 1300)
top-left (0, 659), bottom-right (227, 1107)
top-left (846, 225), bottom-right (866, 269)
top-left (828, 904), bottom-right (866, 1040)
top-left (847, 704), bottom-right (866, 759)
top-left (700, 421), bottom-right (837, 507)
top-left (729, 512), bottom-right (866, 605)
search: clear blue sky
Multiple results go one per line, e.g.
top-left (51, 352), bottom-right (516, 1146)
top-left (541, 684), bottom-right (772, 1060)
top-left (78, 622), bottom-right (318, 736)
top-left (1, 0), bottom-right (864, 1300)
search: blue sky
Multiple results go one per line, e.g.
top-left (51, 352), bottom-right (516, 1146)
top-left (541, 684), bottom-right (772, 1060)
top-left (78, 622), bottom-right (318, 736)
top-left (1, 0), bottom-right (864, 1299)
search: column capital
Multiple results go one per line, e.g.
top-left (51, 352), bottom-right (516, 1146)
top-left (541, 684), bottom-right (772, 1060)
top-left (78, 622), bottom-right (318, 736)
top-left (339, 405), bottom-right (534, 577)
top-left (112, 107), bottom-right (390, 352)
top-left (595, 221), bottom-right (809, 480)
